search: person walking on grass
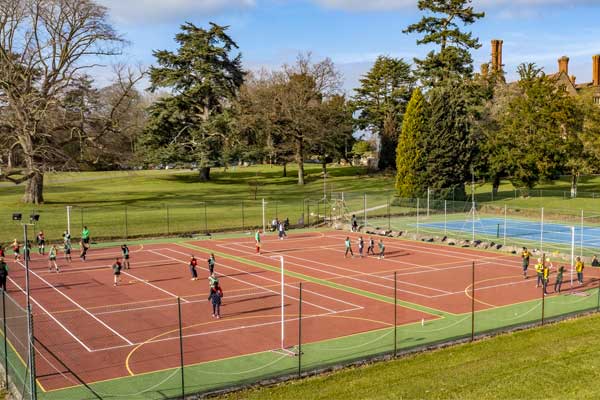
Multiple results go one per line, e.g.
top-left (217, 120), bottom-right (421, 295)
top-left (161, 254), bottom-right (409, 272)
top-left (535, 258), bottom-right (544, 288)
top-left (64, 239), bottom-right (72, 262)
top-left (0, 258), bottom-right (8, 292)
top-left (121, 244), bottom-right (130, 269)
top-left (344, 237), bottom-right (354, 258)
top-left (358, 236), bottom-right (365, 258)
top-left (48, 244), bottom-right (59, 273)
top-left (207, 253), bottom-right (216, 275)
top-left (367, 237), bottom-right (375, 256)
top-left (208, 283), bottom-right (223, 319)
top-left (36, 231), bottom-right (46, 255)
top-left (255, 230), bottom-right (262, 254)
top-left (554, 266), bottom-right (565, 293)
top-left (378, 239), bottom-right (386, 259)
top-left (521, 247), bottom-right (531, 279)
top-left (11, 239), bottom-right (20, 262)
top-left (112, 258), bottom-right (123, 286)
top-left (576, 256), bottom-right (585, 285)
top-left (189, 255), bottom-right (198, 280)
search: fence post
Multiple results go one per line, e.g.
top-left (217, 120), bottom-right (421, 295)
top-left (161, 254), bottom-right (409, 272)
top-left (580, 209), bottom-right (584, 257)
top-left (597, 277), bottom-right (600, 312)
top-left (28, 304), bottom-right (37, 400)
top-left (125, 206), bottom-right (128, 241)
top-left (80, 207), bottom-right (84, 233)
top-left (471, 262), bottom-right (475, 342)
top-left (317, 201), bottom-right (320, 226)
top-left (204, 202), bottom-right (208, 234)
top-left (541, 253), bottom-right (546, 326)
top-left (177, 297), bottom-right (185, 399)
top-left (416, 198), bottom-right (420, 236)
top-left (394, 271), bottom-right (397, 357)
top-left (298, 282), bottom-right (302, 378)
top-left (387, 194), bottom-right (391, 231)
top-left (503, 204), bottom-right (507, 246)
top-left (427, 188), bottom-right (430, 217)
top-left (166, 205), bottom-right (170, 235)
top-left (444, 200), bottom-right (447, 236)
top-left (540, 207), bottom-right (544, 253)
top-left (2, 290), bottom-right (7, 389)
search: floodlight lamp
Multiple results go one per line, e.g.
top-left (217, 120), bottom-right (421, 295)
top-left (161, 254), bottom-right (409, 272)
top-left (12, 213), bottom-right (22, 221)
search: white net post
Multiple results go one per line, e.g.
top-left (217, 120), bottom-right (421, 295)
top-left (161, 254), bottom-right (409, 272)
top-left (571, 226), bottom-right (575, 288)
top-left (540, 207), bottom-right (544, 253)
top-left (280, 256), bottom-right (285, 350)
top-left (66, 205), bottom-right (72, 235)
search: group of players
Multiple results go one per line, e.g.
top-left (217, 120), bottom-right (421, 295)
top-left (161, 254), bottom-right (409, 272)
top-left (520, 247), bottom-right (591, 295)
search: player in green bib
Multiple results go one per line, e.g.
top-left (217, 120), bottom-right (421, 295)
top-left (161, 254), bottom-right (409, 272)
top-left (344, 237), bottom-right (354, 258)
top-left (255, 230), bottom-right (261, 254)
top-left (378, 240), bottom-right (385, 259)
top-left (48, 244), bottom-right (59, 273)
top-left (542, 263), bottom-right (550, 295)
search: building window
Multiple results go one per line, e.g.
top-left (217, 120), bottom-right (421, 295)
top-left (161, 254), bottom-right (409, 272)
top-left (594, 96), bottom-right (600, 105)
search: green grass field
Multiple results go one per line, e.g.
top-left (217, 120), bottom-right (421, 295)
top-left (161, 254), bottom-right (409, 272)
top-left (221, 313), bottom-right (600, 400)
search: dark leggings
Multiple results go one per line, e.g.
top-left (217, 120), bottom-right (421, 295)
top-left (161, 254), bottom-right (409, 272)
top-left (212, 303), bottom-right (220, 316)
top-left (345, 247), bottom-right (353, 256)
top-left (189, 265), bottom-right (197, 278)
top-left (554, 279), bottom-right (563, 293)
top-left (0, 275), bottom-right (6, 291)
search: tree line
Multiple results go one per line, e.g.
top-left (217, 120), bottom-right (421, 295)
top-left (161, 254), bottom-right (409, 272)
top-left (2, 0), bottom-right (599, 204)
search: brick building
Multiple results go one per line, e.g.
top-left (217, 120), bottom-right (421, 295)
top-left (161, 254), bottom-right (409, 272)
top-left (481, 39), bottom-right (600, 105)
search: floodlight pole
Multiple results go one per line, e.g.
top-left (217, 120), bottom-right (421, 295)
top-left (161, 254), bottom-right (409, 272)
top-left (23, 223), bottom-right (37, 400)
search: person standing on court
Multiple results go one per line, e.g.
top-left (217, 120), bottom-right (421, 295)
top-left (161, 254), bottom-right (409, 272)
top-left (351, 215), bottom-right (358, 232)
top-left (278, 221), bottom-right (286, 240)
top-left (121, 244), bottom-right (130, 269)
top-left (112, 258), bottom-right (122, 286)
top-left (542, 262), bottom-right (550, 295)
top-left (189, 255), bottom-right (199, 280)
top-left (554, 266), bottom-right (565, 293)
top-left (207, 253), bottom-right (216, 275)
top-left (344, 237), bottom-right (354, 258)
top-left (0, 258), bottom-right (8, 292)
top-left (48, 244), bottom-right (60, 273)
top-left (535, 258), bottom-right (544, 288)
top-left (82, 226), bottom-right (90, 246)
top-left (358, 236), bottom-right (365, 258)
top-left (521, 247), bottom-right (531, 279)
top-left (575, 256), bottom-right (585, 285)
top-left (36, 231), bottom-right (46, 255)
top-left (378, 239), bottom-right (386, 259)
top-left (208, 282), bottom-right (223, 318)
top-left (367, 237), bottom-right (375, 256)
top-left (255, 230), bottom-right (262, 254)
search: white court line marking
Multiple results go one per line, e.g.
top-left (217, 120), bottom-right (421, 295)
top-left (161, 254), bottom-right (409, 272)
top-left (168, 246), bottom-right (364, 309)
top-left (162, 248), bottom-right (340, 313)
top-left (7, 276), bottom-right (93, 352)
top-left (16, 261), bottom-right (134, 346)
top-left (218, 242), bottom-right (439, 298)
top-left (223, 242), bottom-right (453, 297)
top-left (34, 259), bottom-right (166, 276)
top-left (92, 306), bottom-right (363, 352)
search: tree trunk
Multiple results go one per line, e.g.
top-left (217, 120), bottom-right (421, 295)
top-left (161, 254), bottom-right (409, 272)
top-left (492, 174), bottom-right (500, 197)
top-left (296, 137), bottom-right (305, 185)
top-left (282, 163), bottom-right (287, 177)
top-left (199, 167), bottom-right (211, 181)
top-left (322, 160), bottom-right (327, 175)
top-left (571, 171), bottom-right (578, 198)
top-left (23, 171), bottom-right (44, 204)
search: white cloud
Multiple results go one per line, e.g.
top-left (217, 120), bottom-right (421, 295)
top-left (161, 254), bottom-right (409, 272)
top-left (98, 0), bottom-right (256, 23)
top-left (312, 0), bottom-right (599, 11)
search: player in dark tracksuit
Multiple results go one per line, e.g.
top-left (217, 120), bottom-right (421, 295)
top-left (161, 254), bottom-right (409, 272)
top-left (121, 245), bottom-right (130, 269)
top-left (0, 258), bottom-right (8, 291)
top-left (367, 237), bottom-right (375, 256)
top-left (208, 284), bottom-right (223, 318)
top-left (207, 254), bottom-right (216, 275)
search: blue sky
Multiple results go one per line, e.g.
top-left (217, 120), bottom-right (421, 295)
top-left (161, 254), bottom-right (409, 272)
top-left (96, 0), bottom-right (600, 91)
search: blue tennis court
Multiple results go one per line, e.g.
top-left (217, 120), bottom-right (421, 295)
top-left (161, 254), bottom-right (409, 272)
top-left (420, 217), bottom-right (600, 248)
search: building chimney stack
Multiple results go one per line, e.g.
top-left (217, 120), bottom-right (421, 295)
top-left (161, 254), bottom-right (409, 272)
top-left (593, 55), bottom-right (600, 86)
top-left (491, 39), bottom-right (503, 73)
top-left (558, 56), bottom-right (569, 75)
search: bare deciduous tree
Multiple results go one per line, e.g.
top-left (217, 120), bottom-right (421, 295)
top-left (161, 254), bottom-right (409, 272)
top-left (0, 0), bottom-right (124, 203)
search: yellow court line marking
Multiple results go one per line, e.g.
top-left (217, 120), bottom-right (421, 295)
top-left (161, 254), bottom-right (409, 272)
top-left (125, 312), bottom-right (392, 376)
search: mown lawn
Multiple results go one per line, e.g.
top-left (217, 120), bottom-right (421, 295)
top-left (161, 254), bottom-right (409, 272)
top-left (221, 313), bottom-right (600, 400)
